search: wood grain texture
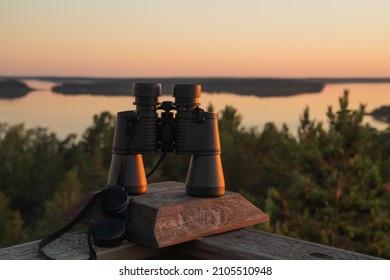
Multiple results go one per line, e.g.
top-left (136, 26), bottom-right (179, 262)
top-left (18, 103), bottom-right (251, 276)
top-left (0, 231), bottom-right (166, 260)
top-left (176, 228), bottom-right (380, 260)
top-left (126, 182), bottom-right (269, 247)
top-left (60, 181), bottom-right (269, 248)
top-left (0, 228), bottom-right (379, 260)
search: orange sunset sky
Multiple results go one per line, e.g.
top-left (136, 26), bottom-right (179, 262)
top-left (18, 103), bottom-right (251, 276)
top-left (1, 0), bottom-right (390, 78)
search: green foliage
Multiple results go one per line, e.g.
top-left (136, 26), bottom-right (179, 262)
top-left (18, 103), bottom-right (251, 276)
top-left (33, 168), bottom-right (83, 239)
top-left (218, 106), bottom-right (298, 205)
top-left (0, 124), bottom-right (66, 226)
top-left (215, 90), bottom-right (390, 258)
top-left (0, 112), bottom-right (116, 245)
top-left (263, 91), bottom-right (390, 258)
top-left (77, 111), bottom-right (115, 192)
top-left (0, 191), bottom-right (26, 247)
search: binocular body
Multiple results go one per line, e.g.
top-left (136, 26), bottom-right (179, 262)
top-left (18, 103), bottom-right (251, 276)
top-left (107, 83), bottom-right (225, 197)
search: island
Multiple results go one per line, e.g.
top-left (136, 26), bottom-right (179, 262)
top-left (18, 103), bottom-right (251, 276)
top-left (0, 79), bottom-right (33, 99)
top-left (51, 78), bottom-right (325, 97)
top-left (369, 105), bottom-right (390, 124)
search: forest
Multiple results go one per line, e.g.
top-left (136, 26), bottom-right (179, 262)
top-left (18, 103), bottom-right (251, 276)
top-left (0, 90), bottom-right (389, 258)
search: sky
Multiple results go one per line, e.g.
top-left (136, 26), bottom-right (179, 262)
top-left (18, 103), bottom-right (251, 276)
top-left (1, 0), bottom-right (390, 78)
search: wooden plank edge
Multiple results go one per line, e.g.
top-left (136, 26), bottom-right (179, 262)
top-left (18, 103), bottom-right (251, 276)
top-left (0, 231), bottom-right (168, 260)
top-left (174, 228), bottom-right (381, 260)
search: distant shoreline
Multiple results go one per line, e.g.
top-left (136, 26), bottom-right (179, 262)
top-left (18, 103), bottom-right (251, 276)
top-left (1, 76), bottom-right (390, 99)
top-left (49, 77), bottom-right (326, 97)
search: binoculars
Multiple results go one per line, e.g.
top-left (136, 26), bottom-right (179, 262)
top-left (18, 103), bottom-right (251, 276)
top-left (107, 83), bottom-right (225, 197)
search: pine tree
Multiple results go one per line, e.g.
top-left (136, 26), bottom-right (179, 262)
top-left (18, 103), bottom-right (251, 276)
top-left (264, 90), bottom-right (390, 258)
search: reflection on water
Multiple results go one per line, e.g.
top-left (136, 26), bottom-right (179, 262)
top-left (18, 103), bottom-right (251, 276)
top-left (0, 80), bottom-right (389, 139)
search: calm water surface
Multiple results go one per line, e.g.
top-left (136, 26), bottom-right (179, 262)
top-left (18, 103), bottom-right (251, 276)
top-left (0, 80), bottom-right (389, 139)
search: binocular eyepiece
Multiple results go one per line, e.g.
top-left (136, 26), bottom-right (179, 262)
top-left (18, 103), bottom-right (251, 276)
top-left (107, 83), bottom-right (225, 197)
top-left (173, 84), bottom-right (201, 109)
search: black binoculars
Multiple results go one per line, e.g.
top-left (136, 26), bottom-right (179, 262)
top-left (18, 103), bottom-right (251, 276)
top-left (107, 83), bottom-right (225, 197)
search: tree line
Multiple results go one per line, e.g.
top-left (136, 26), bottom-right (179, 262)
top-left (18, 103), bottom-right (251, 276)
top-left (0, 90), bottom-right (389, 258)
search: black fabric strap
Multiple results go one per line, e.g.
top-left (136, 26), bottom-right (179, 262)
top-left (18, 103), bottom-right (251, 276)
top-left (38, 147), bottom-right (167, 259)
top-left (38, 190), bottom-right (106, 260)
top-left (87, 224), bottom-right (97, 260)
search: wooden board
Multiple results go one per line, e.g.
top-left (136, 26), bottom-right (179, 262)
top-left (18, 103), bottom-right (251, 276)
top-left (0, 229), bottom-right (378, 260)
top-left (175, 228), bottom-right (379, 260)
top-left (0, 231), bottom-right (166, 260)
top-left (61, 181), bottom-right (269, 248)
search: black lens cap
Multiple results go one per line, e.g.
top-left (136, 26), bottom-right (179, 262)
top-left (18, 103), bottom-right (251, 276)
top-left (92, 218), bottom-right (126, 247)
top-left (101, 188), bottom-right (129, 214)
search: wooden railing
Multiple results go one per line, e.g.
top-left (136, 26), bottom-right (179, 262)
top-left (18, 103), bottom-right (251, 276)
top-left (0, 181), bottom-right (379, 260)
top-left (0, 228), bottom-right (378, 260)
